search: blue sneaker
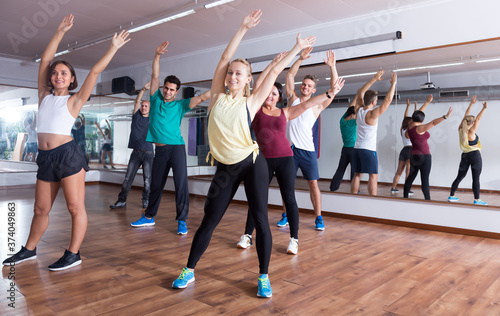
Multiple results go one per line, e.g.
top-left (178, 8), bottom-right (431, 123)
top-left (177, 220), bottom-right (188, 235)
top-left (257, 274), bottom-right (272, 298)
top-left (172, 267), bottom-right (195, 289)
top-left (474, 199), bottom-right (488, 205)
top-left (276, 213), bottom-right (288, 227)
top-left (448, 196), bottom-right (459, 202)
top-left (130, 215), bottom-right (155, 227)
top-left (315, 216), bottom-right (325, 231)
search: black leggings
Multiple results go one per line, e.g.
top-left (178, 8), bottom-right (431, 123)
top-left (187, 153), bottom-right (272, 274)
top-left (330, 146), bottom-right (354, 191)
top-left (404, 154), bottom-right (432, 200)
top-left (244, 156), bottom-right (299, 239)
top-left (450, 150), bottom-right (482, 199)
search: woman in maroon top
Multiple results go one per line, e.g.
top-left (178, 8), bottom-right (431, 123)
top-left (236, 53), bottom-right (344, 254)
top-left (403, 107), bottom-right (453, 199)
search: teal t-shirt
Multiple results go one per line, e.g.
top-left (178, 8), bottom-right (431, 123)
top-left (340, 113), bottom-right (357, 148)
top-left (146, 89), bottom-right (192, 145)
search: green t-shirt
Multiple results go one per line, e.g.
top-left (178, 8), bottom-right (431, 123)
top-left (146, 89), bottom-right (192, 145)
top-left (340, 112), bottom-right (357, 148)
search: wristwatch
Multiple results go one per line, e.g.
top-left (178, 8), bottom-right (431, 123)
top-left (326, 91), bottom-right (332, 99)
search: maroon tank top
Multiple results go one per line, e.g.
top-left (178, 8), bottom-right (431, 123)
top-left (408, 126), bottom-right (430, 155)
top-left (252, 107), bottom-right (293, 158)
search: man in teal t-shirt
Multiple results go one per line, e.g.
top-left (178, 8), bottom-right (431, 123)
top-left (330, 105), bottom-right (357, 191)
top-left (131, 40), bottom-right (210, 234)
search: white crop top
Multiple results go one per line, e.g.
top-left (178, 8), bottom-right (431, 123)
top-left (401, 128), bottom-right (412, 147)
top-left (37, 94), bottom-right (75, 136)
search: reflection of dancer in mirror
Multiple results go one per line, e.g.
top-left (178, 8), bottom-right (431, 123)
top-left (329, 98), bottom-right (357, 192)
top-left (72, 114), bottom-right (87, 163)
top-left (172, 10), bottom-right (315, 298)
top-left (95, 119), bottom-right (115, 169)
top-left (2, 14), bottom-right (130, 271)
top-left (23, 110), bottom-right (38, 162)
top-left (237, 51), bottom-right (344, 254)
top-left (390, 95), bottom-right (432, 194)
top-left (110, 82), bottom-right (153, 209)
top-left (351, 70), bottom-right (397, 196)
top-left (448, 96), bottom-right (487, 205)
top-left (403, 106), bottom-right (453, 200)
top-left (285, 48), bottom-right (340, 230)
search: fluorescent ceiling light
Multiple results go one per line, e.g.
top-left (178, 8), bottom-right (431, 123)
top-left (35, 49), bottom-right (71, 63)
top-left (114, 101), bottom-right (134, 104)
top-left (394, 62), bottom-right (464, 72)
top-left (205, 0), bottom-right (235, 9)
top-left (129, 9), bottom-right (195, 33)
top-left (475, 57), bottom-right (500, 64)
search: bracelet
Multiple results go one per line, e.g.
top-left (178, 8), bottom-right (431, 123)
top-left (326, 91), bottom-right (332, 99)
top-left (442, 115), bottom-right (447, 119)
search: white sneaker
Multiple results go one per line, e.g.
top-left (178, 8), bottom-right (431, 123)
top-left (287, 237), bottom-right (298, 255)
top-left (237, 234), bottom-right (252, 249)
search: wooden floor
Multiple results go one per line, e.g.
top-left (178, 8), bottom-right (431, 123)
top-left (2, 184), bottom-right (500, 315)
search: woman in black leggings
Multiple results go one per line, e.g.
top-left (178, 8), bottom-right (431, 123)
top-left (404, 106), bottom-right (453, 200)
top-left (448, 96), bottom-right (487, 205)
top-left (171, 10), bottom-right (316, 298)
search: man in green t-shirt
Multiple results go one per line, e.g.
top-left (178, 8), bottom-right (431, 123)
top-left (131, 41), bottom-right (210, 234)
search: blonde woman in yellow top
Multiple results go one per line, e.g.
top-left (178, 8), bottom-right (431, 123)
top-left (172, 10), bottom-right (315, 298)
top-left (448, 96), bottom-right (487, 205)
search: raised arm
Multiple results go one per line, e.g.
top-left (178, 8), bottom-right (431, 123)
top-left (189, 90), bottom-right (211, 109)
top-left (247, 34), bottom-right (316, 118)
top-left (404, 99), bottom-right (411, 117)
top-left (416, 107), bottom-right (453, 133)
top-left (286, 78), bottom-right (344, 121)
top-left (94, 122), bottom-right (104, 137)
top-left (208, 10), bottom-right (262, 113)
top-left (285, 47), bottom-right (312, 103)
top-left (355, 69), bottom-right (384, 112)
top-left (419, 94), bottom-right (433, 112)
top-left (80, 114), bottom-right (85, 126)
top-left (253, 52), bottom-right (287, 92)
top-left (134, 82), bottom-right (150, 114)
top-left (151, 41), bottom-right (168, 96)
top-left (69, 31), bottom-right (130, 117)
top-left (38, 14), bottom-right (74, 102)
top-left (366, 72), bottom-right (397, 123)
top-left (469, 101), bottom-right (487, 134)
top-left (312, 49), bottom-right (339, 117)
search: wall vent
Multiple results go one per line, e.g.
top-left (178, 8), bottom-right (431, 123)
top-left (439, 90), bottom-right (469, 98)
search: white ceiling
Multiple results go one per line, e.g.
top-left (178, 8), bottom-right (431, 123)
top-left (1, 0), bottom-right (500, 90)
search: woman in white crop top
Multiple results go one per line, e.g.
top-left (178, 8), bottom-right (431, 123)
top-left (2, 14), bottom-right (130, 271)
top-left (172, 10), bottom-right (316, 298)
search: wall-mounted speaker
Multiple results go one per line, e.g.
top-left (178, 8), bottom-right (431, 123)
top-left (183, 87), bottom-right (195, 99)
top-left (112, 76), bottom-right (135, 94)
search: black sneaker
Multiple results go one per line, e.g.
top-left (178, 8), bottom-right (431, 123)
top-left (48, 250), bottom-right (82, 271)
top-left (110, 201), bottom-right (126, 209)
top-left (2, 246), bottom-right (37, 265)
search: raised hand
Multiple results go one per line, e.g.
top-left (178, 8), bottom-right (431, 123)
top-left (331, 77), bottom-right (345, 95)
top-left (406, 98), bottom-right (410, 106)
top-left (482, 101), bottom-right (487, 109)
top-left (323, 49), bottom-right (336, 68)
top-left (296, 33), bottom-right (316, 50)
top-left (144, 82), bottom-right (151, 90)
top-left (242, 9), bottom-right (262, 29)
top-left (390, 71), bottom-right (397, 84)
top-left (445, 106), bottom-right (453, 118)
top-left (58, 14), bottom-right (74, 33)
top-left (426, 94), bottom-right (433, 103)
top-left (299, 47), bottom-right (313, 60)
top-left (155, 41), bottom-right (169, 56)
top-left (111, 30), bottom-right (131, 49)
top-left (373, 69), bottom-right (384, 81)
top-left (471, 95), bottom-right (477, 104)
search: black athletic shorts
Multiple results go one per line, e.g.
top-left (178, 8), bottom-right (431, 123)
top-left (36, 140), bottom-right (89, 182)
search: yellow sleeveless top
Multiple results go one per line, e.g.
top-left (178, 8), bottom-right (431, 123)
top-left (459, 127), bottom-right (481, 153)
top-left (207, 94), bottom-right (259, 165)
